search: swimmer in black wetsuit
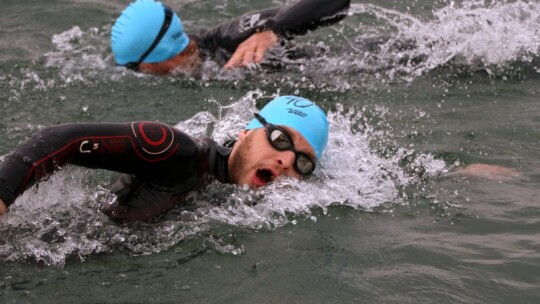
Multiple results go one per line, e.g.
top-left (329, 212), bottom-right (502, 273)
top-left (111, 0), bottom-right (351, 75)
top-left (0, 95), bottom-right (522, 221)
top-left (0, 96), bottom-right (329, 222)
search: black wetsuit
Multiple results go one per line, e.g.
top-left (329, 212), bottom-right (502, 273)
top-left (192, 0), bottom-right (351, 63)
top-left (0, 122), bottom-right (231, 223)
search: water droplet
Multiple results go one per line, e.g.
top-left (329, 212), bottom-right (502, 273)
top-left (111, 234), bottom-right (125, 244)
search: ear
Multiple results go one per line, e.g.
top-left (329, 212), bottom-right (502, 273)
top-left (237, 129), bottom-right (249, 143)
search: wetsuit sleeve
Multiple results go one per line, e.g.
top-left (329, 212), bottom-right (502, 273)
top-left (194, 0), bottom-right (350, 56)
top-left (0, 122), bottom-right (200, 208)
top-left (266, 0), bottom-right (351, 37)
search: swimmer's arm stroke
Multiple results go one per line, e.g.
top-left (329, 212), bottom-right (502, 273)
top-left (0, 122), bottom-right (200, 216)
top-left (224, 0), bottom-right (351, 68)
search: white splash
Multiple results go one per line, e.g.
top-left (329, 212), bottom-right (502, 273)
top-left (45, 25), bottom-right (114, 83)
top-left (345, 0), bottom-right (540, 79)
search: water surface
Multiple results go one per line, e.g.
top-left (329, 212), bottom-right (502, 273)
top-left (1, 0), bottom-right (539, 303)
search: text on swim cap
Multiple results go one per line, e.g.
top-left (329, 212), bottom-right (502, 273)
top-left (287, 108), bottom-right (307, 118)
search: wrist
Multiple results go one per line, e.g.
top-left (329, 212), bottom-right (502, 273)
top-left (254, 19), bottom-right (276, 34)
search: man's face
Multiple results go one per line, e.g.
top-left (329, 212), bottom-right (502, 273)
top-left (228, 127), bottom-right (316, 188)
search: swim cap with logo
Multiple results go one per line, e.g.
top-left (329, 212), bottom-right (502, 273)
top-left (111, 0), bottom-right (190, 66)
top-left (246, 96), bottom-right (329, 160)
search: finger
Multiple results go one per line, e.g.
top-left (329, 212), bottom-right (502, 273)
top-left (254, 46), bottom-right (266, 63)
top-left (224, 53), bottom-right (242, 68)
top-left (241, 48), bottom-right (256, 66)
top-left (224, 49), bottom-right (246, 68)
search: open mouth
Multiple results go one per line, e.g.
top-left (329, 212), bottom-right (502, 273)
top-left (254, 168), bottom-right (275, 186)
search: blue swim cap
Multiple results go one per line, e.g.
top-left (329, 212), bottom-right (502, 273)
top-left (246, 96), bottom-right (329, 160)
top-left (111, 0), bottom-right (190, 65)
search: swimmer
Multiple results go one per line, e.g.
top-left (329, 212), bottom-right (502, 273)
top-left (0, 95), bottom-right (520, 221)
top-left (111, 0), bottom-right (350, 75)
top-left (0, 96), bottom-right (328, 222)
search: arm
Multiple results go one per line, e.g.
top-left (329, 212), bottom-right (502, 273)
top-left (0, 122), bottom-right (200, 211)
top-left (266, 0), bottom-right (351, 38)
top-left (196, 0), bottom-right (350, 67)
top-left (225, 0), bottom-right (350, 68)
top-left (451, 164), bottom-right (520, 181)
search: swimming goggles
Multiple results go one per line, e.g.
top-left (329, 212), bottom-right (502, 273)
top-left (254, 113), bottom-right (316, 176)
top-left (124, 6), bottom-right (173, 71)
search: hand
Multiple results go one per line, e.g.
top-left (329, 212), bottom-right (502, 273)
top-left (224, 31), bottom-right (278, 68)
top-left (0, 199), bottom-right (6, 216)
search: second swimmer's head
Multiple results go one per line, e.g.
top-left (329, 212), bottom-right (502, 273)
top-left (111, 0), bottom-right (190, 70)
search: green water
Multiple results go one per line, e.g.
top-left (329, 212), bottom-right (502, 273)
top-left (1, 0), bottom-right (540, 303)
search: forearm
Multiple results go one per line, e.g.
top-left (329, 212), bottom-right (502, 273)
top-left (197, 0), bottom-right (350, 56)
top-left (195, 7), bottom-right (280, 55)
top-left (451, 164), bottom-right (520, 180)
top-left (269, 0), bottom-right (351, 37)
top-left (0, 123), bottom-right (135, 206)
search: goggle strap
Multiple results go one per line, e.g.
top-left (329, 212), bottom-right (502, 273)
top-left (124, 6), bottom-right (174, 70)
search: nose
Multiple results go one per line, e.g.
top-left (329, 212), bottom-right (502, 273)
top-left (275, 150), bottom-right (296, 172)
